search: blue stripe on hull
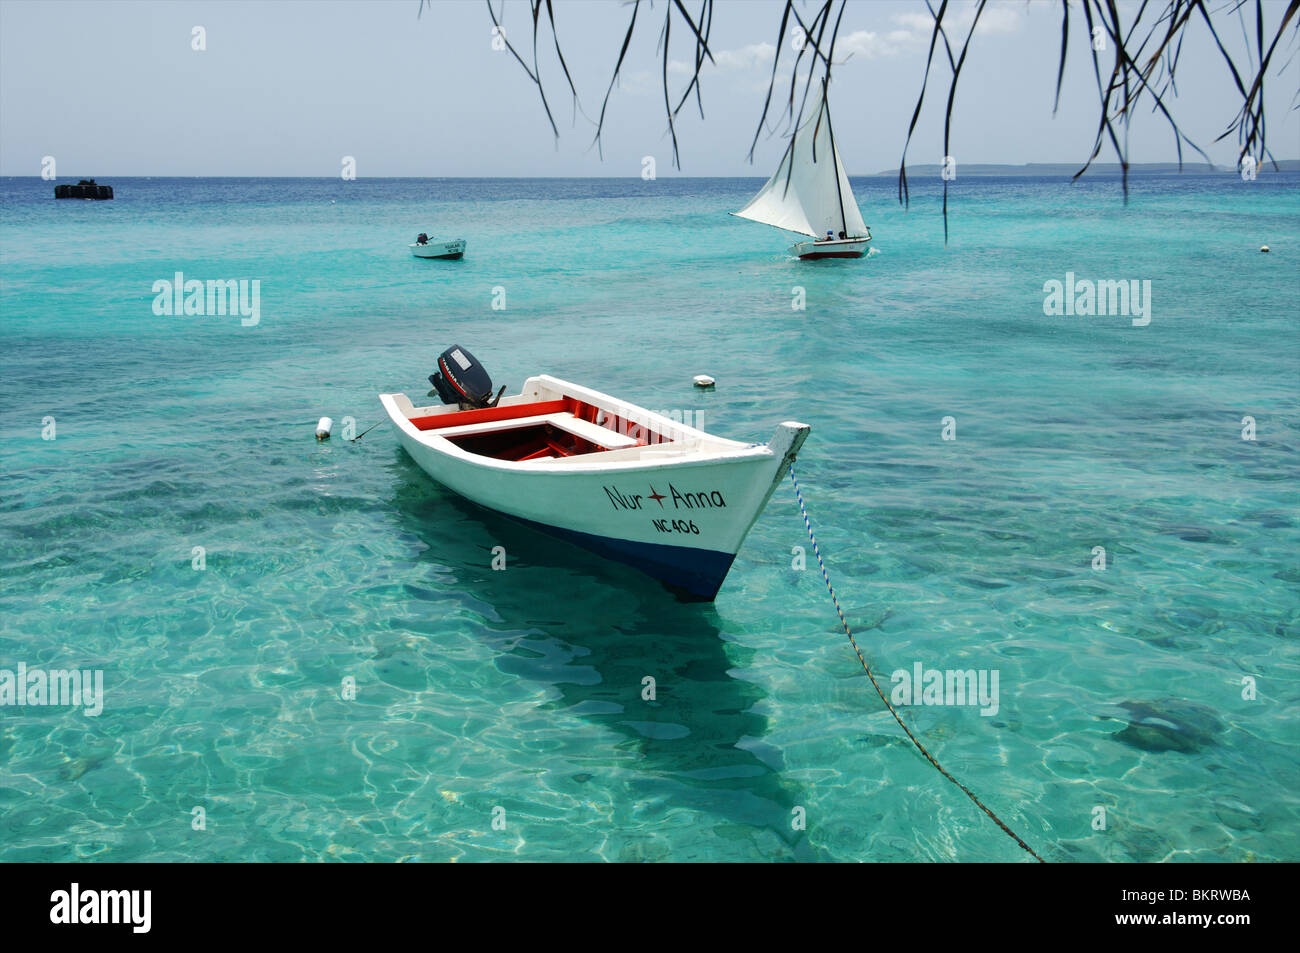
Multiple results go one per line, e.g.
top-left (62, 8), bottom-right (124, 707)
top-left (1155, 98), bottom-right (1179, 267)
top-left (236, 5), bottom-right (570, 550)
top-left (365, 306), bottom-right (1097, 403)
top-left (512, 515), bottom-right (737, 600)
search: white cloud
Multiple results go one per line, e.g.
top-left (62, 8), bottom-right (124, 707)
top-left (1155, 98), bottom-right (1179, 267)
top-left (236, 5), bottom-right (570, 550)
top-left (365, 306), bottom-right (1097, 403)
top-left (970, 4), bottom-right (1027, 36)
top-left (670, 41), bottom-right (775, 75)
top-left (836, 28), bottom-right (928, 59)
top-left (884, 3), bottom-right (1026, 49)
top-left (618, 70), bottom-right (659, 96)
top-left (672, 1), bottom-right (1027, 73)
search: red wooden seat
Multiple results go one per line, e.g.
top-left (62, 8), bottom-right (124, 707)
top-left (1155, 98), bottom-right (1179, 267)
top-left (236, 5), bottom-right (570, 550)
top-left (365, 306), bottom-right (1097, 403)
top-left (409, 398), bottom-right (574, 432)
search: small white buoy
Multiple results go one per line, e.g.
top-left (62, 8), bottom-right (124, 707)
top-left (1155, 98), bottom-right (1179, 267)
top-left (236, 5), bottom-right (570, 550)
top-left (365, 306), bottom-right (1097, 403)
top-left (316, 416), bottom-right (333, 440)
top-left (1260, 244), bottom-right (1270, 253)
top-left (693, 374), bottom-right (715, 390)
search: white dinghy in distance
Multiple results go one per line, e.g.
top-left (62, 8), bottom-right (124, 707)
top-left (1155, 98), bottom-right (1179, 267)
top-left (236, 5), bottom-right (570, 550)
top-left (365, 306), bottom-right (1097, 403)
top-left (410, 232), bottom-right (466, 260)
top-left (381, 346), bottom-right (809, 600)
top-left (733, 82), bottom-right (871, 260)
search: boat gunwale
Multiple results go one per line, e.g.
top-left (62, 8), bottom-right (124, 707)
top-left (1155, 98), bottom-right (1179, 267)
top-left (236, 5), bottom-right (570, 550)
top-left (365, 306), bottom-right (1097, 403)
top-left (380, 376), bottom-right (775, 476)
top-left (793, 235), bottom-right (871, 247)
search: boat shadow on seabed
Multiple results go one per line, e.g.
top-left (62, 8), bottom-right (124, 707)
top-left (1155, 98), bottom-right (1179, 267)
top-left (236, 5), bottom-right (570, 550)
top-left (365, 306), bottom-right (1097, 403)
top-left (387, 452), bottom-right (827, 861)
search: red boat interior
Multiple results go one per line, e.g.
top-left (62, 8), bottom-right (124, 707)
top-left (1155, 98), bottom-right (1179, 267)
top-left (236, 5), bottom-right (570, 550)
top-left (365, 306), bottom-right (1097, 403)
top-left (446, 422), bottom-right (607, 461)
top-left (408, 396), bottom-right (672, 462)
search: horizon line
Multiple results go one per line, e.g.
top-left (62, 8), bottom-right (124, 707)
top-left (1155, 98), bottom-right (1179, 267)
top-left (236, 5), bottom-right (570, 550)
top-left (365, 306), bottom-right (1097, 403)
top-left (5, 161), bottom-right (1299, 180)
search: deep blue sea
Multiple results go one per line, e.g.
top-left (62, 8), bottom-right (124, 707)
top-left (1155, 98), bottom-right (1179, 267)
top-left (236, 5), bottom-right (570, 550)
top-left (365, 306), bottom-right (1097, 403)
top-left (1, 173), bottom-right (1297, 862)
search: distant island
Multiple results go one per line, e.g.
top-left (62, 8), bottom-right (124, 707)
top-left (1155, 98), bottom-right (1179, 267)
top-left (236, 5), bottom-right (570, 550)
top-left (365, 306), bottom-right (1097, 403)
top-left (872, 160), bottom-right (1300, 176)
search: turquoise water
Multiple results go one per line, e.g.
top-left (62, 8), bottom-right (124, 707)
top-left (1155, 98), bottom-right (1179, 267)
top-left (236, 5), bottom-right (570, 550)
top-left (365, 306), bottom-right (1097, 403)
top-left (1, 173), bottom-right (1297, 862)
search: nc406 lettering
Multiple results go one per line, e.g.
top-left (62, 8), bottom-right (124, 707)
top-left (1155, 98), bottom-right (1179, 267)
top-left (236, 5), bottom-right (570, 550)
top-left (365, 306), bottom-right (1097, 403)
top-left (653, 518), bottom-right (699, 535)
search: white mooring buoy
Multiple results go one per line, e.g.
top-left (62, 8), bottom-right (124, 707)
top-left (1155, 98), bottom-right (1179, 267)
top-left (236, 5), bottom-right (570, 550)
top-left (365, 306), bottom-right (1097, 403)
top-left (1261, 244), bottom-right (1270, 253)
top-left (693, 374), bottom-right (716, 390)
top-left (316, 416), bottom-right (333, 440)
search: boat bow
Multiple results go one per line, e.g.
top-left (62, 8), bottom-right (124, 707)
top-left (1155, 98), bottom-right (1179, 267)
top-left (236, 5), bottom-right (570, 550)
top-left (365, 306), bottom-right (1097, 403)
top-left (762, 421), bottom-right (810, 500)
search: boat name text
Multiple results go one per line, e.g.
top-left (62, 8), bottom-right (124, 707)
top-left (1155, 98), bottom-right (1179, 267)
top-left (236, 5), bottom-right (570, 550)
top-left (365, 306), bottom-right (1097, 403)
top-left (603, 483), bottom-right (726, 512)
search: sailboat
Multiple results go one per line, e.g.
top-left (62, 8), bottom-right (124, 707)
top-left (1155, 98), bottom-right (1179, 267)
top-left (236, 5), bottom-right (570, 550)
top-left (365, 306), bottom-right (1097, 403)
top-left (733, 84), bottom-right (870, 260)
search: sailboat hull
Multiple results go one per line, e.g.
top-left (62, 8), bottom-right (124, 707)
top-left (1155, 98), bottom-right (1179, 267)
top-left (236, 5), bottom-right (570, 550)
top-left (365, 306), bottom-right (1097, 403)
top-left (791, 237), bottom-right (870, 260)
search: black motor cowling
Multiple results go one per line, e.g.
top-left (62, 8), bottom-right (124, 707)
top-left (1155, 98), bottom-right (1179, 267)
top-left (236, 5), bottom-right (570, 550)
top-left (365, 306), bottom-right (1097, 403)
top-left (428, 345), bottom-right (502, 409)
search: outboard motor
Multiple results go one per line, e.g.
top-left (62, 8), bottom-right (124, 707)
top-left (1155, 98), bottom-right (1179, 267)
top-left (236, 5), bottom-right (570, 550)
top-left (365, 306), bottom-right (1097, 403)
top-left (428, 345), bottom-right (504, 410)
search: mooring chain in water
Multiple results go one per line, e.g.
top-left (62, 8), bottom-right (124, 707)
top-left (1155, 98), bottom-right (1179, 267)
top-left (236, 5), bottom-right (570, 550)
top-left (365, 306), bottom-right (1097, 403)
top-left (787, 465), bottom-right (1045, 863)
top-left (351, 420), bottom-right (386, 442)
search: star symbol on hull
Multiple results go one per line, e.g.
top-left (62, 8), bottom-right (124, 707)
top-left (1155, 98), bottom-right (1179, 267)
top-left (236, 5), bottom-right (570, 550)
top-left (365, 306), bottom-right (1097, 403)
top-left (646, 486), bottom-right (666, 508)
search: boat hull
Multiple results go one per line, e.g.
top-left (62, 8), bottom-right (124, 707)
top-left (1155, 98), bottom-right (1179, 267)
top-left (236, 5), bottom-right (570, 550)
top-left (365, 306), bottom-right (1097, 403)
top-left (54, 183), bottom-right (113, 200)
top-left (381, 382), bottom-right (808, 599)
top-left (791, 236), bottom-right (869, 260)
top-left (410, 239), bottom-right (466, 260)
top-left (508, 513), bottom-right (739, 599)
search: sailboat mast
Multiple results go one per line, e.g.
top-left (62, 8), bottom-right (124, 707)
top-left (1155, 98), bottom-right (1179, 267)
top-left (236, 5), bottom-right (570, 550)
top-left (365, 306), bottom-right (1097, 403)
top-left (821, 82), bottom-right (849, 237)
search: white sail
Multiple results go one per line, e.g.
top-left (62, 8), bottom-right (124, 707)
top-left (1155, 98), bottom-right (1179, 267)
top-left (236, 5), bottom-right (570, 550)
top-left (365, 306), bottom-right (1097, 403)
top-left (733, 97), bottom-right (867, 239)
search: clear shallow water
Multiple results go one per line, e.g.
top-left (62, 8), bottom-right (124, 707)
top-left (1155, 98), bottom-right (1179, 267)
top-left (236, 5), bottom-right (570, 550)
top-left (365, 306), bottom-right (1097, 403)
top-left (0, 173), bottom-right (1297, 862)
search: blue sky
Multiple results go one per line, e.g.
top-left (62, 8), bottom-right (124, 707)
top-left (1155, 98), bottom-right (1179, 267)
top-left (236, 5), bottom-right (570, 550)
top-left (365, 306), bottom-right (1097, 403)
top-left (2, 0), bottom-right (1296, 176)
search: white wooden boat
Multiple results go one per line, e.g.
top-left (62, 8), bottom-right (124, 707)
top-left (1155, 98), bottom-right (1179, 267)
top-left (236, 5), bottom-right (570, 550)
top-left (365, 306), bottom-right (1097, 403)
top-left (410, 236), bottom-right (466, 260)
top-left (733, 82), bottom-right (871, 260)
top-left (381, 349), bottom-right (809, 599)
